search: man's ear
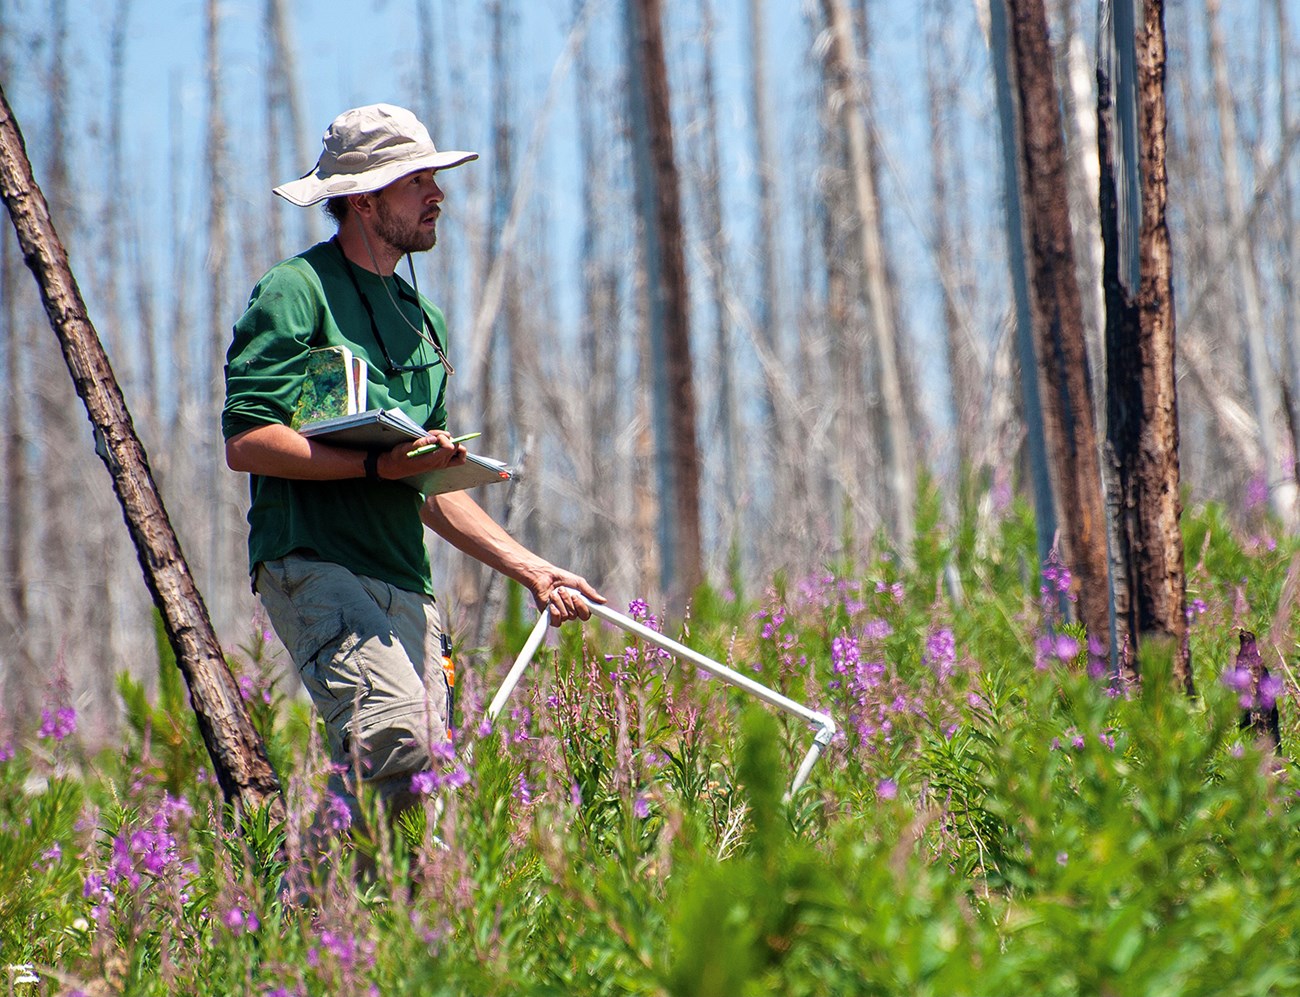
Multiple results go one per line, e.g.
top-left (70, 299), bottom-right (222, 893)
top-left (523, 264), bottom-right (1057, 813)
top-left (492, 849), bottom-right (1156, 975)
top-left (348, 192), bottom-right (373, 216)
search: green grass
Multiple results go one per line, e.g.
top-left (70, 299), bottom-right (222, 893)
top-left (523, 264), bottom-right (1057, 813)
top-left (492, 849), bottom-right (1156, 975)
top-left (2, 501), bottom-right (1298, 995)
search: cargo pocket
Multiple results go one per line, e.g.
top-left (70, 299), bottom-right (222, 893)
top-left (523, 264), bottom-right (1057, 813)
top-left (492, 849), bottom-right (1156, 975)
top-left (344, 696), bottom-right (441, 784)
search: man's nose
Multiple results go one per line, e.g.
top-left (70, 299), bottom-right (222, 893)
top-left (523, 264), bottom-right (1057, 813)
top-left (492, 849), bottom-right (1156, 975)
top-left (428, 181), bottom-right (444, 204)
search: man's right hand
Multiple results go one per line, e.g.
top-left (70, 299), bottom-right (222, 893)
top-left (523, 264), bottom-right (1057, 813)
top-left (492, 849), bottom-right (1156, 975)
top-left (379, 429), bottom-right (467, 479)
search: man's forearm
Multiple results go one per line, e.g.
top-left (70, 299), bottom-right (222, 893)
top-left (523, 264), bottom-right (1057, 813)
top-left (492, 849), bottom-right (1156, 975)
top-left (225, 423), bottom-right (369, 480)
top-left (226, 423), bottom-right (463, 481)
top-left (420, 491), bottom-right (546, 587)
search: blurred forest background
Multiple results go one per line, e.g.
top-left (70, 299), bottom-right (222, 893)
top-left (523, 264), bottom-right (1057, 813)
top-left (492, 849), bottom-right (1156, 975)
top-left (0, 0), bottom-right (1293, 741)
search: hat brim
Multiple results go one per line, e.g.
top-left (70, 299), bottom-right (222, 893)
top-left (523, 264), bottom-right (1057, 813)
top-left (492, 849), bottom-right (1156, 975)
top-left (273, 149), bottom-right (479, 207)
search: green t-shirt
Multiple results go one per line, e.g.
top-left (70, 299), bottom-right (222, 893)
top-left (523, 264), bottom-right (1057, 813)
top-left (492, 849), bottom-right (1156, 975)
top-left (222, 240), bottom-right (450, 595)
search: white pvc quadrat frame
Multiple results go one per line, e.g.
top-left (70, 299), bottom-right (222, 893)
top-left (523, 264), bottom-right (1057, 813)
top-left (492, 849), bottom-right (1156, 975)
top-left (485, 590), bottom-right (838, 797)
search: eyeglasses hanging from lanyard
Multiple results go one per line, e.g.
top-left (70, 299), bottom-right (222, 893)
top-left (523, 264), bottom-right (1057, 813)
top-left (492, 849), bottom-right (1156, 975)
top-left (335, 237), bottom-right (455, 376)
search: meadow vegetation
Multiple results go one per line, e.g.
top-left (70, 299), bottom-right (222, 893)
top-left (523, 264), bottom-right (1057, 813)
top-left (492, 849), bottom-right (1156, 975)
top-left (3, 493), bottom-right (1299, 995)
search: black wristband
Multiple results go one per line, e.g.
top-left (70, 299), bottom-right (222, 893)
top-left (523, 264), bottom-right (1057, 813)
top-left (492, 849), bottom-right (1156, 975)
top-left (363, 449), bottom-right (382, 482)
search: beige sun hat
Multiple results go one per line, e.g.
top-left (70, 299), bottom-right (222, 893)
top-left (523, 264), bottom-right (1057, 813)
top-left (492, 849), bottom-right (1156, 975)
top-left (273, 103), bottom-right (478, 207)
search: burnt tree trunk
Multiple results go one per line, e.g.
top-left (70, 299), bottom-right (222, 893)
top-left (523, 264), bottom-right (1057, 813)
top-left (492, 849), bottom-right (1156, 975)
top-left (625, 0), bottom-right (703, 605)
top-left (0, 84), bottom-right (283, 818)
top-left (1007, 0), bottom-right (1111, 648)
top-left (821, 0), bottom-right (916, 551)
top-left (1100, 0), bottom-right (1192, 693)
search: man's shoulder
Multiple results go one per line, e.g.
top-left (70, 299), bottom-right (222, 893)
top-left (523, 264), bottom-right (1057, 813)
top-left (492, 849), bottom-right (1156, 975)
top-left (259, 242), bottom-right (338, 286)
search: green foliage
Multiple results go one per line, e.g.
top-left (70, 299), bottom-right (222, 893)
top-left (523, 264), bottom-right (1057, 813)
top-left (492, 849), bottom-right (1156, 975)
top-left (115, 609), bottom-right (208, 795)
top-left (0, 765), bottom-right (85, 967)
top-left (7, 502), bottom-right (1300, 994)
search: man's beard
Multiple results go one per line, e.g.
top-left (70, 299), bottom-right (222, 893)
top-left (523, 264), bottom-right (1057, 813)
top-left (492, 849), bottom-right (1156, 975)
top-left (373, 198), bottom-right (437, 254)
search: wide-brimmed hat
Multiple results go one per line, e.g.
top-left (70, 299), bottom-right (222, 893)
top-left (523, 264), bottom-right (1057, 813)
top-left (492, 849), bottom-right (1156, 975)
top-left (273, 103), bottom-right (478, 207)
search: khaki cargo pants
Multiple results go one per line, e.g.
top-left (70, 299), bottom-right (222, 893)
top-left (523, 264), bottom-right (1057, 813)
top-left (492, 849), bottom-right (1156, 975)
top-left (255, 553), bottom-right (449, 824)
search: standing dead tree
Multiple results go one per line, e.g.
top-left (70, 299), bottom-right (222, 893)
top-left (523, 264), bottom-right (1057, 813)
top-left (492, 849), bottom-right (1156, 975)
top-left (820, 0), bottom-right (916, 553)
top-left (989, 0), bottom-right (1059, 582)
top-left (624, 0), bottom-right (704, 605)
top-left (1099, 0), bottom-right (1192, 692)
top-left (1006, 0), bottom-right (1111, 647)
top-left (1205, 0), bottom-right (1294, 526)
top-left (0, 85), bottom-right (283, 819)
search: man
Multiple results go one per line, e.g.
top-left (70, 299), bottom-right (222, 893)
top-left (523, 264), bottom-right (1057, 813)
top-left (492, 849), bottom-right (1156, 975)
top-left (223, 103), bottom-right (602, 822)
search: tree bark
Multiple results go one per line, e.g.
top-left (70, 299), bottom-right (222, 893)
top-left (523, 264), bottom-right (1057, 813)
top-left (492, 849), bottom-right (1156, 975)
top-left (1007, 0), bottom-right (1111, 647)
top-left (625, 0), bottom-right (703, 606)
top-left (0, 0), bottom-right (33, 715)
top-left (700, 0), bottom-right (743, 573)
top-left (1205, 0), bottom-right (1295, 525)
top-left (1100, 0), bottom-right (1192, 692)
top-left (821, 0), bottom-right (916, 552)
top-left (925, 0), bottom-right (975, 505)
top-left (746, 0), bottom-right (786, 471)
top-left (989, 0), bottom-right (1059, 582)
top-left (0, 83), bottom-right (284, 818)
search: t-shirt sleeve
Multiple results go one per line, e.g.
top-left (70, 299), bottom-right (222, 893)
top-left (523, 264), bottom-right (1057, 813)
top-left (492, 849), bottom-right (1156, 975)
top-left (222, 263), bottom-right (321, 441)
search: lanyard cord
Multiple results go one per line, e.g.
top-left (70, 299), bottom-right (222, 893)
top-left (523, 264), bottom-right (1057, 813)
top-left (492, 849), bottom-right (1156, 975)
top-left (334, 235), bottom-right (455, 375)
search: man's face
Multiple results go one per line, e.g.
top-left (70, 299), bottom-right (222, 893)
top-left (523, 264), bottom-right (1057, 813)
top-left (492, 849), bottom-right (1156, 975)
top-left (371, 169), bottom-right (444, 254)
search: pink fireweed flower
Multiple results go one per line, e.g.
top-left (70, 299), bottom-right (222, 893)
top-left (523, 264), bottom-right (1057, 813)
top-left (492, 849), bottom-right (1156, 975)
top-left (831, 633), bottom-right (860, 675)
top-left (410, 771), bottom-right (439, 796)
top-left (324, 793), bottom-right (352, 832)
top-left (38, 706), bottom-right (77, 742)
top-left (925, 628), bottom-right (956, 681)
top-left (874, 580), bottom-right (905, 603)
top-left (877, 778), bottom-right (898, 800)
top-left (1244, 473), bottom-right (1269, 511)
top-left (224, 907), bottom-right (260, 935)
top-left (1222, 667), bottom-right (1253, 693)
top-left (1260, 674), bottom-right (1284, 711)
top-left (862, 618), bottom-right (892, 641)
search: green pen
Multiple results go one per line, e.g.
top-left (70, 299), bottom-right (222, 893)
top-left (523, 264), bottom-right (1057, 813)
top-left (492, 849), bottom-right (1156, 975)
top-left (405, 432), bottom-right (481, 459)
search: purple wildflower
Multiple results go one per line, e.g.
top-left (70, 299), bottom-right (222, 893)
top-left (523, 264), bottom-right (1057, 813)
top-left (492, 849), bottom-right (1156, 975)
top-left (411, 771), bottom-right (439, 796)
top-left (633, 795), bottom-right (650, 819)
top-left (1222, 667), bottom-right (1253, 693)
top-left (924, 628), bottom-right (956, 681)
top-left (324, 793), bottom-right (352, 832)
top-left (0, 742), bottom-right (13, 763)
top-left (862, 618), bottom-right (892, 641)
top-left (627, 599), bottom-right (649, 621)
top-left (1244, 473), bottom-right (1269, 511)
top-left (831, 633), bottom-right (860, 676)
top-left (1260, 674), bottom-right (1284, 711)
top-left (38, 706), bottom-right (77, 742)
top-left (877, 778), bottom-right (898, 800)
top-left (874, 580), bottom-right (905, 603)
